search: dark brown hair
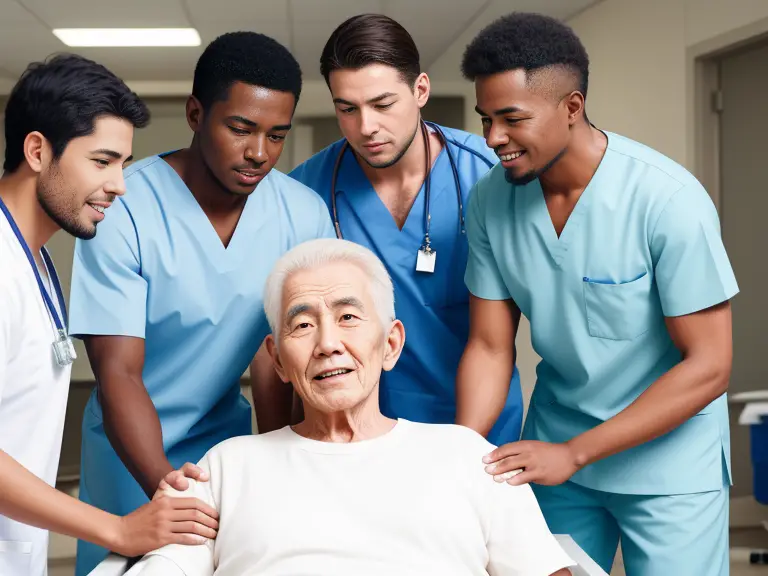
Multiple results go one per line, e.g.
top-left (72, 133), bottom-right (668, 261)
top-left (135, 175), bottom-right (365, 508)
top-left (320, 14), bottom-right (421, 87)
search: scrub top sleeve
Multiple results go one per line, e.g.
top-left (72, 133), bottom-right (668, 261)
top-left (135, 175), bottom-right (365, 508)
top-left (651, 184), bottom-right (739, 317)
top-left (68, 200), bottom-right (148, 339)
top-left (464, 182), bottom-right (511, 301)
top-left (316, 198), bottom-right (336, 240)
top-left (484, 481), bottom-right (575, 576)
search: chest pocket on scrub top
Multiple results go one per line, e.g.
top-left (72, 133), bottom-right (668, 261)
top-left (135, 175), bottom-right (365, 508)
top-left (582, 271), bottom-right (653, 340)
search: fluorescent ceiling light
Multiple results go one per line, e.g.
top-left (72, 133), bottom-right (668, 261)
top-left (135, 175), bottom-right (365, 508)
top-left (53, 28), bottom-right (201, 47)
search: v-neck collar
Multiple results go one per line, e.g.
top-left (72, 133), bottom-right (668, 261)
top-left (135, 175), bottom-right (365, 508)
top-left (156, 153), bottom-right (256, 268)
top-left (335, 142), bottom-right (450, 242)
top-left (527, 131), bottom-right (611, 269)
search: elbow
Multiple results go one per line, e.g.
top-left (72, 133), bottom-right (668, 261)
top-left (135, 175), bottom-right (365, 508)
top-left (709, 363), bottom-right (731, 398)
top-left (693, 355), bottom-right (731, 400)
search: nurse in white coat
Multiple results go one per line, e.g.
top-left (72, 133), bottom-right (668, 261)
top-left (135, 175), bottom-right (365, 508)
top-left (0, 54), bottom-right (217, 576)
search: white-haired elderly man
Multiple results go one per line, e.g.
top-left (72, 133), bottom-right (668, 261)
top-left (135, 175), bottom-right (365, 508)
top-left (122, 238), bottom-right (575, 576)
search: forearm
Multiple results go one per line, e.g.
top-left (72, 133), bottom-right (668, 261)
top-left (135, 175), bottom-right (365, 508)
top-left (568, 356), bottom-right (728, 468)
top-left (99, 374), bottom-right (172, 497)
top-left (0, 450), bottom-right (121, 549)
top-left (456, 341), bottom-right (515, 437)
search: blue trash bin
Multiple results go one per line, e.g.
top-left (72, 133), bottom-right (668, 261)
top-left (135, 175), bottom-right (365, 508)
top-left (751, 416), bottom-right (768, 505)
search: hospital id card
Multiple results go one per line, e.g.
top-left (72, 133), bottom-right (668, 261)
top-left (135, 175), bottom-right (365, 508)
top-left (416, 248), bottom-right (436, 273)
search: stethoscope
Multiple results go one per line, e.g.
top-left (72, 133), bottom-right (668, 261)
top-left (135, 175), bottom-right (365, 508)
top-left (330, 120), bottom-right (468, 258)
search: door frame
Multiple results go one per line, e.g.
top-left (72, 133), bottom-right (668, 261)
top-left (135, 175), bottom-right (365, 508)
top-left (688, 16), bottom-right (768, 213)
top-left (689, 19), bottom-right (768, 530)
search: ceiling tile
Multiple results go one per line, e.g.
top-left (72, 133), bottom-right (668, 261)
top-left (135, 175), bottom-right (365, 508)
top-left (382, 0), bottom-right (489, 70)
top-left (290, 0), bottom-right (383, 80)
top-left (17, 0), bottom-right (190, 28)
top-left (184, 0), bottom-right (291, 47)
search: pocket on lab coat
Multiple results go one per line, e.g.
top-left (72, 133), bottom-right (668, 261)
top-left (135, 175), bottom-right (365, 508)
top-left (583, 271), bottom-right (653, 340)
top-left (0, 540), bottom-right (32, 574)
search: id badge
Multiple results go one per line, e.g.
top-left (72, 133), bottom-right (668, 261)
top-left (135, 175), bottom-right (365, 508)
top-left (52, 329), bottom-right (77, 367)
top-left (416, 247), bottom-right (436, 273)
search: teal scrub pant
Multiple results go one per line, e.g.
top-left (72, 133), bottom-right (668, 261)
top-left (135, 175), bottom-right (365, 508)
top-left (532, 474), bottom-right (729, 576)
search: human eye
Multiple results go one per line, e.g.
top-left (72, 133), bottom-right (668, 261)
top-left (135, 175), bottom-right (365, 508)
top-left (229, 126), bottom-right (249, 136)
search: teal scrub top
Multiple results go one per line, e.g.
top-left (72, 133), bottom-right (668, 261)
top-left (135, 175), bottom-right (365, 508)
top-left (465, 131), bottom-right (739, 495)
top-left (68, 154), bottom-right (335, 516)
top-left (290, 124), bottom-right (524, 446)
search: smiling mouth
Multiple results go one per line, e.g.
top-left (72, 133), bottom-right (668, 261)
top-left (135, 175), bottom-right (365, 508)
top-left (314, 368), bottom-right (353, 380)
top-left (86, 202), bottom-right (108, 214)
top-left (235, 169), bottom-right (263, 177)
top-left (499, 151), bottom-right (525, 161)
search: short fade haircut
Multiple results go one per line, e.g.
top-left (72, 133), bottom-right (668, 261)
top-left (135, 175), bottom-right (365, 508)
top-left (3, 54), bottom-right (149, 173)
top-left (192, 31), bottom-right (302, 112)
top-left (320, 14), bottom-right (421, 87)
top-left (461, 12), bottom-right (590, 98)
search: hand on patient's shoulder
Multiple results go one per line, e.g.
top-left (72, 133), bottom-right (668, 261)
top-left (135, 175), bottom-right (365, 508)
top-left (157, 462), bottom-right (210, 494)
top-left (110, 491), bottom-right (219, 558)
top-left (482, 440), bottom-right (580, 487)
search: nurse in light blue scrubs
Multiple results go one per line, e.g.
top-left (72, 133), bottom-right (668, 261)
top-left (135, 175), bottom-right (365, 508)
top-left (287, 14), bottom-right (523, 445)
top-left (68, 33), bottom-right (333, 576)
top-left (456, 13), bottom-right (738, 576)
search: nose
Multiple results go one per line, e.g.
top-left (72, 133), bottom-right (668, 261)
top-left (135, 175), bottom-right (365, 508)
top-left (314, 319), bottom-right (346, 358)
top-left (103, 167), bottom-right (126, 197)
top-left (485, 120), bottom-right (509, 150)
top-left (245, 135), bottom-right (268, 166)
top-left (358, 108), bottom-right (379, 139)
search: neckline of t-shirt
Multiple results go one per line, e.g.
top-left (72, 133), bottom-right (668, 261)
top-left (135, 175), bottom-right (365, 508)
top-left (282, 418), bottom-right (411, 454)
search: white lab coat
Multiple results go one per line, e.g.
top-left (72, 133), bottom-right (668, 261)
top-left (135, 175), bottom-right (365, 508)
top-left (0, 215), bottom-right (72, 576)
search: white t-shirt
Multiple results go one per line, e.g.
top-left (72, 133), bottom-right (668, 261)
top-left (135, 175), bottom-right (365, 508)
top-left (132, 420), bottom-right (574, 576)
top-left (0, 215), bottom-right (72, 576)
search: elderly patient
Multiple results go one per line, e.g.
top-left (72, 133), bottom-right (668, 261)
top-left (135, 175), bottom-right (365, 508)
top-left (127, 239), bottom-right (575, 576)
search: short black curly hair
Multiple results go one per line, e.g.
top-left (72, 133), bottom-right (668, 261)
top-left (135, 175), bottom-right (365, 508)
top-left (192, 31), bottom-right (302, 111)
top-left (461, 12), bottom-right (589, 98)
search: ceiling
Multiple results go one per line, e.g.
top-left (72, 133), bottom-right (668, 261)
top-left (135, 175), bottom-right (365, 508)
top-left (0, 0), bottom-right (599, 86)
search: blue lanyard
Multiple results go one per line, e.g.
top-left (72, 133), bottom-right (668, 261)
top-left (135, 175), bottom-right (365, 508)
top-left (0, 196), bottom-right (68, 331)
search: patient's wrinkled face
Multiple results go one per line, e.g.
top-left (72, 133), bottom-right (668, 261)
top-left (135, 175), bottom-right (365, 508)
top-left (273, 261), bottom-right (395, 413)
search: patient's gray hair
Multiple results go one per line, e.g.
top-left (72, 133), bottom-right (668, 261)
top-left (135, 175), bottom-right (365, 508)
top-left (264, 238), bottom-right (395, 334)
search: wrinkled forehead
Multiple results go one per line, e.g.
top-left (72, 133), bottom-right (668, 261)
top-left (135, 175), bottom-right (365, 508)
top-left (280, 262), bottom-right (372, 319)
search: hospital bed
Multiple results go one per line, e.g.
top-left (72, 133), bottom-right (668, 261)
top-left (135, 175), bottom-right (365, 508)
top-left (87, 534), bottom-right (609, 576)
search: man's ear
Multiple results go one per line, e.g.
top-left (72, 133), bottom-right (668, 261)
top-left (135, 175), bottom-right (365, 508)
top-left (382, 320), bottom-right (405, 372)
top-left (265, 334), bottom-right (290, 383)
top-left (414, 72), bottom-right (431, 110)
top-left (23, 131), bottom-right (49, 174)
top-left (186, 94), bottom-right (205, 133)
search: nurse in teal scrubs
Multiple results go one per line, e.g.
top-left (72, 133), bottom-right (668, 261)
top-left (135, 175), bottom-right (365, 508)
top-left (68, 33), bottom-right (334, 576)
top-left (286, 14), bottom-right (523, 445)
top-left (456, 13), bottom-right (738, 576)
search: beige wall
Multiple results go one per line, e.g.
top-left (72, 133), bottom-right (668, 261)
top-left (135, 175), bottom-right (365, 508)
top-left (568, 0), bottom-right (768, 169)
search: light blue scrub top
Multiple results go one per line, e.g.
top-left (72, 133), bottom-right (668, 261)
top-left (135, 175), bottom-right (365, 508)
top-left (69, 154), bottom-right (335, 516)
top-left (465, 132), bottom-right (739, 495)
top-left (291, 125), bottom-right (523, 446)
